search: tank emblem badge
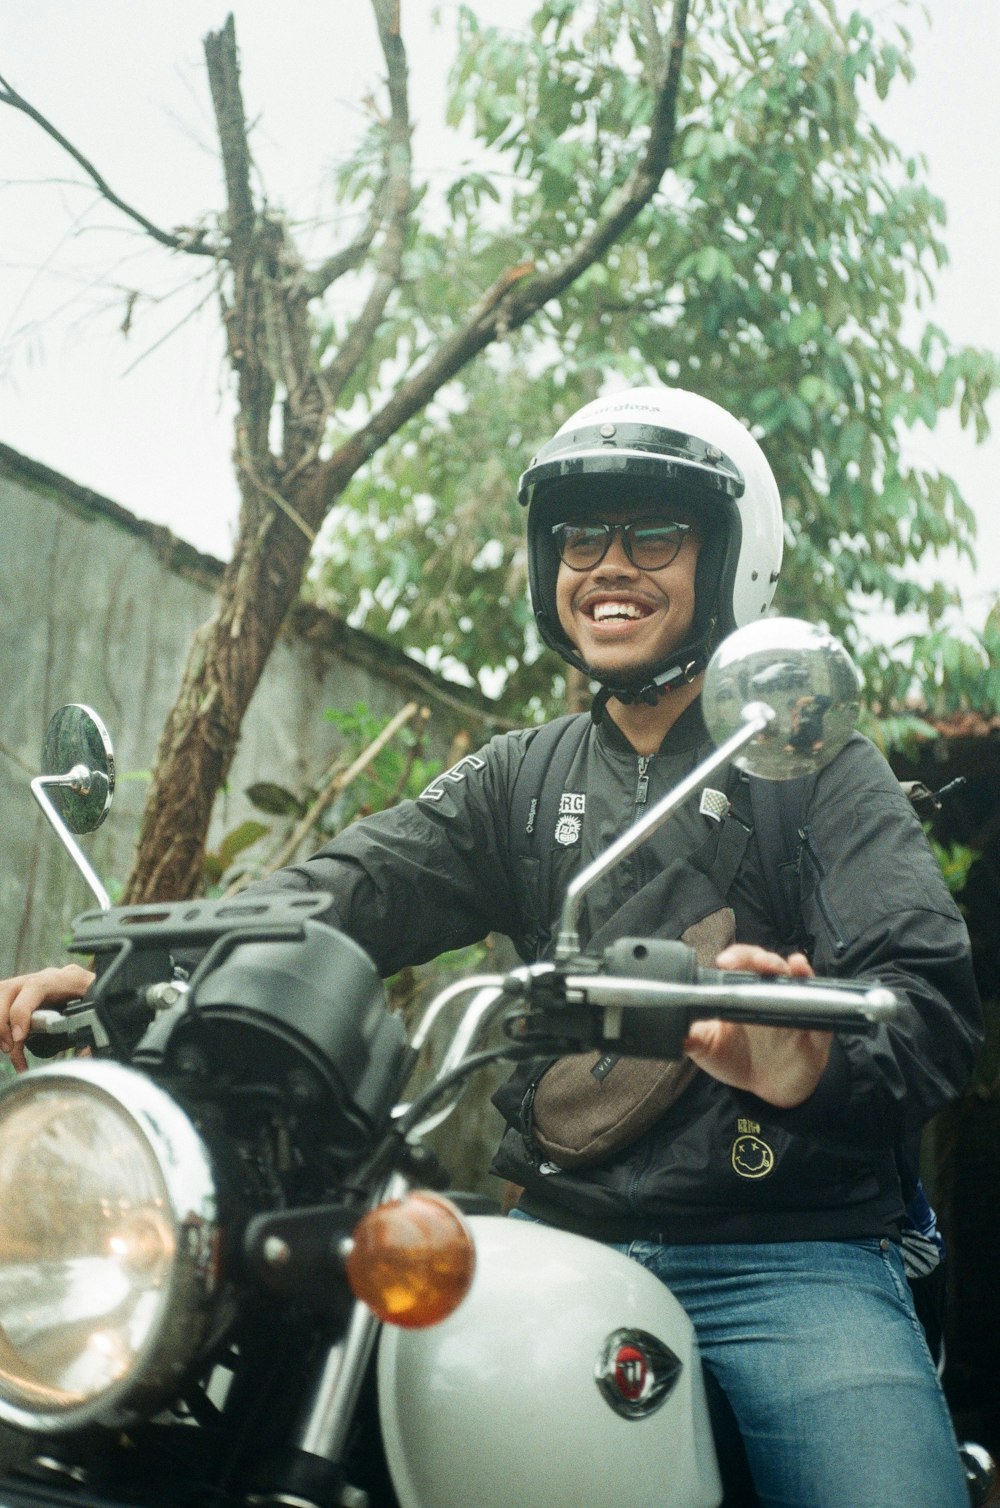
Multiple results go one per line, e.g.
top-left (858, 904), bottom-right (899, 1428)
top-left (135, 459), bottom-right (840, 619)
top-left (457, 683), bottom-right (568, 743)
top-left (595, 1329), bottom-right (682, 1419)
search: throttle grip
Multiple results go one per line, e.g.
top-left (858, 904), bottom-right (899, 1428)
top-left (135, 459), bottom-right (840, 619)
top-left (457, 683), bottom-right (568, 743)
top-left (604, 937), bottom-right (885, 996)
top-left (596, 937), bottom-right (899, 1035)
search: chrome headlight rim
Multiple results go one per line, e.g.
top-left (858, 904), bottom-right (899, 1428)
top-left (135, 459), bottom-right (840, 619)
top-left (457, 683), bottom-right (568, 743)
top-left (0, 1059), bottom-right (221, 1433)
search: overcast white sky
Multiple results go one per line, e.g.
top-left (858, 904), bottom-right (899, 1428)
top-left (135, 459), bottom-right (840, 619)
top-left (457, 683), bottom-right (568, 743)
top-left (1, 1), bottom-right (997, 629)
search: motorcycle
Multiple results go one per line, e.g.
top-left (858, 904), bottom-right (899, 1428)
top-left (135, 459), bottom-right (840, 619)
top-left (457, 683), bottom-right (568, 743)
top-left (0, 620), bottom-right (993, 1508)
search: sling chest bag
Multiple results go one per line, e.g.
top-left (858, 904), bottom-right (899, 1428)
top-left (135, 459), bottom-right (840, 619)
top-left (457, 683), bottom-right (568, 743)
top-left (508, 712), bottom-right (761, 1165)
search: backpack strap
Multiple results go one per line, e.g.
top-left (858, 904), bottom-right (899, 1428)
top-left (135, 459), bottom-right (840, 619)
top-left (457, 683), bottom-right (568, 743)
top-left (702, 773), bottom-right (755, 898)
top-left (508, 712), bottom-right (590, 959)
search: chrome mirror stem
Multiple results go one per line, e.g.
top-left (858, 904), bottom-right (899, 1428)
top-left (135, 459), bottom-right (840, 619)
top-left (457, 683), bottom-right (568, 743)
top-left (554, 705), bottom-right (772, 961)
top-left (31, 774), bottom-right (112, 912)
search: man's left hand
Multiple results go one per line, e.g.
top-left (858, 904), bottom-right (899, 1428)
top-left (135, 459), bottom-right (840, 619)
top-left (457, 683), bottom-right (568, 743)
top-left (682, 944), bottom-right (832, 1108)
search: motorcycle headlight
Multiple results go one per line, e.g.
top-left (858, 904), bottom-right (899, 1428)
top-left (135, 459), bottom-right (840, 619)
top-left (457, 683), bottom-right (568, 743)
top-left (0, 1060), bottom-right (222, 1432)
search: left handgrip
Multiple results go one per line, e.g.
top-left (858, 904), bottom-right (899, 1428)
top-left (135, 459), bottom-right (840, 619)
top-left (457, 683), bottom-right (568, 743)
top-left (25, 1003), bottom-right (108, 1057)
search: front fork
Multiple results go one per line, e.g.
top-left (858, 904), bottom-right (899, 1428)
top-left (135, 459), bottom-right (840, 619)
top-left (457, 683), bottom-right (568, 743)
top-left (247, 1176), bottom-right (406, 1508)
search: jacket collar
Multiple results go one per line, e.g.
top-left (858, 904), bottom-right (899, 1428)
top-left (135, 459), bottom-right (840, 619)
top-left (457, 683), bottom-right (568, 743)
top-left (594, 695), bottom-right (709, 758)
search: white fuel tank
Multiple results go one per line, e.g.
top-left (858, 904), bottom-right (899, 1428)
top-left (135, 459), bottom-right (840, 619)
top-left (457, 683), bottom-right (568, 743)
top-left (378, 1215), bottom-right (722, 1508)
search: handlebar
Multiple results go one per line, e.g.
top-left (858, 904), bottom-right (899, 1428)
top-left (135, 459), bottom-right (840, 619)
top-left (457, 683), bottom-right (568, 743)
top-left (398, 940), bottom-right (902, 1136)
top-left (24, 935), bottom-right (901, 1108)
top-left (594, 937), bottom-right (898, 1030)
top-left (572, 973), bottom-right (897, 1030)
top-left (23, 931), bottom-right (904, 1167)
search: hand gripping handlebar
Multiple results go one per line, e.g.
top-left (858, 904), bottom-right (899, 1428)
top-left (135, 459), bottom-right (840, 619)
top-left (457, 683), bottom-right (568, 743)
top-left (555, 938), bottom-right (900, 1058)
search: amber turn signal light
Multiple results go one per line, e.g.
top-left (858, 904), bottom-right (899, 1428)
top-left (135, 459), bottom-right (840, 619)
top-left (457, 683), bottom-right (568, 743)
top-left (346, 1190), bottom-right (476, 1328)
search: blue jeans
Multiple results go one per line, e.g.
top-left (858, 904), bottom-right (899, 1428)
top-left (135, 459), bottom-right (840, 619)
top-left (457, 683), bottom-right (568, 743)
top-left (511, 1214), bottom-right (967, 1507)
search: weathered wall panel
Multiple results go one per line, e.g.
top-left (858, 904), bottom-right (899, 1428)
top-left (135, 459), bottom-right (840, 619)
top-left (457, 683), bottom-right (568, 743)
top-left (0, 443), bottom-right (510, 1187)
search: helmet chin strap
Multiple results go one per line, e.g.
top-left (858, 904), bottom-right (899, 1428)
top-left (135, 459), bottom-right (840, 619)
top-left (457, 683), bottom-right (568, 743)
top-left (587, 625), bottom-right (715, 720)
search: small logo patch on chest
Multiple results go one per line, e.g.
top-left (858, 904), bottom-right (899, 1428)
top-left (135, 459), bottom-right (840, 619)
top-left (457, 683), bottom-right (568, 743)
top-left (731, 1133), bottom-right (775, 1180)
top-left (554, 792), bottom-right (585, 846)
top-left (699, 787), bottom-right (730, 823)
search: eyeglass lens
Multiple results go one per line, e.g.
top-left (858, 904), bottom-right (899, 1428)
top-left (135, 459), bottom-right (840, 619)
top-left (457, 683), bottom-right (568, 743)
top-left (553, 520), bottom-right (690, 571)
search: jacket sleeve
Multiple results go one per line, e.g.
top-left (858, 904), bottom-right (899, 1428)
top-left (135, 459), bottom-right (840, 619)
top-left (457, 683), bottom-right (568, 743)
top-left (769, 734), bottom-right (983, 1144)
top-left (250, 730), bottom-right (529, 977)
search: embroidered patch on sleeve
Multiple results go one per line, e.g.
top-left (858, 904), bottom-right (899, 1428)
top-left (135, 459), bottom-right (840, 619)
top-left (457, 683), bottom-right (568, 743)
top-left (419, 753), bottom-right (487, 802)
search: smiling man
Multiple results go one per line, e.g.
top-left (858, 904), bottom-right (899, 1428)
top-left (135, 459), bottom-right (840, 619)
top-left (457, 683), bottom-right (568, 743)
top-left (491, 386), bottom-right (978, 1503)
top-left (552, 507), bottom-right (703, 751)
top-left (0, 386), bottom-right (981, 1506)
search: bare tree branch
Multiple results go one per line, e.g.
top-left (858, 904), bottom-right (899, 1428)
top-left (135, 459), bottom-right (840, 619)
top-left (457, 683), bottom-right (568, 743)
top-left (303, 181), bottom-right (390, 299)
top-left (203, 16), bottom-right (256, 248)
top-left (245, 698), bottom-right (421, 882)
top-left (321, 0), bottom-right (413, 406)
top-left (0, 70), bottom-right (216, 257)
top-left (203, 14), bottom-right (276, 474)
top-left (318, 0), bottom-right (690, 490)
top-left (634, 0), bottom-right (667, 74)
top-left (119, 280), bottom-right (218, 376)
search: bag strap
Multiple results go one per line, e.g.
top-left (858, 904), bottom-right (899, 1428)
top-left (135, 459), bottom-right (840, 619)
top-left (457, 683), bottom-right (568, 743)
top-left (746, 772), bottom-right (815, 952)
top-left (509, 712), bottom-right (590, 958)
top-left (748, 770), bottom-right (962, 950)
top-left (511, 712), bottom-right (759, 957)
top-left (509, 713), bottom-right (590, 856)
top-left (511, 715), bottom-right (815, 955)
top-left (703, 773), bottom-right (755, 898)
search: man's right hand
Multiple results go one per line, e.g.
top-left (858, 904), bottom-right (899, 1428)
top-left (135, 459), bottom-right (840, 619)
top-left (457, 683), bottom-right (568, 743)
top-left (0, 966), bottom-right (96, 1073)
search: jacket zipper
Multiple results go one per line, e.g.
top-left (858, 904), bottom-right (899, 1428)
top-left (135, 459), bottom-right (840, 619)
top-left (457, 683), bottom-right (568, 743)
top-left (635, 756), bottom-right (650, 808)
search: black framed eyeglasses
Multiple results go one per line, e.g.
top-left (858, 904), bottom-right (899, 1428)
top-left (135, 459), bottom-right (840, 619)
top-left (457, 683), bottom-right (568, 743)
top-left (551, 518), bottom-right (693, 572)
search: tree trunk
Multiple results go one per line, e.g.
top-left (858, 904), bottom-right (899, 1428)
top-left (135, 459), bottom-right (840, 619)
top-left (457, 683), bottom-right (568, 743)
top-left (124, 475), bottom-right (323, 901)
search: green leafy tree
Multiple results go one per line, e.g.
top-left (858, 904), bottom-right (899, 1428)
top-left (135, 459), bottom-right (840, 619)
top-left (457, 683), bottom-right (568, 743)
top-left (313, 1), bottom-right (999, 724)
top-left (2, 0), bottom-right (996, 903)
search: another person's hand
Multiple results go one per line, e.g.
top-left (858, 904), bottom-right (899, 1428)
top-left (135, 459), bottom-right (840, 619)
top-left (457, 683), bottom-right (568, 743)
top-left (682, 943), bottom-right (832, 1109)
top-left (0, 965), bottom-right (95, 1073)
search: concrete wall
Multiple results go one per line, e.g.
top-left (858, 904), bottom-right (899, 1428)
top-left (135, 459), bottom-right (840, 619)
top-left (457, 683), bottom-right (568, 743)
top-left (0, 443), bottom-right (510, 1188)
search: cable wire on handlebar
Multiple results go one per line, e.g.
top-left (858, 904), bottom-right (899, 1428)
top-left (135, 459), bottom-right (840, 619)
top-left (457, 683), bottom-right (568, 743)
top-left (346, 1042), bottom-right (538, 1194)
top-left (393, 1042), bottom-right (540, 1141)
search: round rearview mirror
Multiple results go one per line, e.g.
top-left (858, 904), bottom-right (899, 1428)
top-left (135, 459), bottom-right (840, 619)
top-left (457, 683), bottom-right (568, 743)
top-left (702, 618), bottom-right (862, 780)
top-left (40, 705), bottom-right (116, 833)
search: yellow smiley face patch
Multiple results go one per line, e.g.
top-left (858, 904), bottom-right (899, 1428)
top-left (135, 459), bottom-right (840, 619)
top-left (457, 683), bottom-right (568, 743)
top-left (731, 1118), bottom-right (775, 1179)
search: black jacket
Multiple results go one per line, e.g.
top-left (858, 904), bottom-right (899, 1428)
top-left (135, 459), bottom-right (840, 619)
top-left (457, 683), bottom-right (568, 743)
top-left (262, 700), bottom-right (983, 1245)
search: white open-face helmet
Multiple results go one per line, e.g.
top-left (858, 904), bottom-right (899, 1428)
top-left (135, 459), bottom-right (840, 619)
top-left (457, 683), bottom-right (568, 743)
top-left (518, 385), bottom-right (784, 704)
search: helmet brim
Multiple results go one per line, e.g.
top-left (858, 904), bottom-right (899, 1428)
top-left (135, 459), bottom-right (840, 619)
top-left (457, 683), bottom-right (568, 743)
top-left (518, 425), bottom-right (745, 511)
